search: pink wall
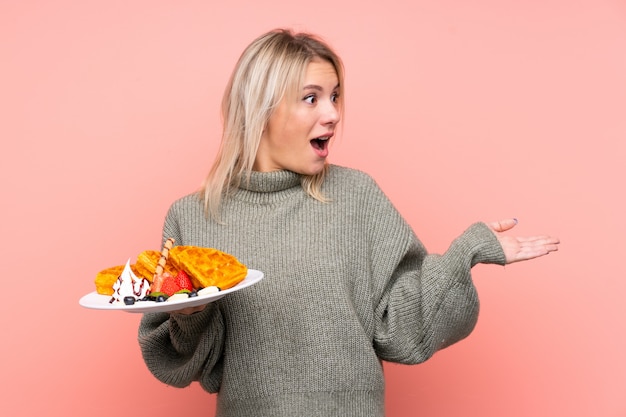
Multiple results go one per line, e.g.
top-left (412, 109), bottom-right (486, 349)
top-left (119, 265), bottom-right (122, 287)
top-left (2, 0), bottom-right (625, 416)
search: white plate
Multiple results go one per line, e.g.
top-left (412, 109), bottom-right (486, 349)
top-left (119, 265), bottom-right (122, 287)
top-left (79, 269), bottom-right (263, 313)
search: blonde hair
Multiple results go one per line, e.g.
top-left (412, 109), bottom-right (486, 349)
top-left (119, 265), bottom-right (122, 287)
top-left (200, 29), bottom-right (345, 221)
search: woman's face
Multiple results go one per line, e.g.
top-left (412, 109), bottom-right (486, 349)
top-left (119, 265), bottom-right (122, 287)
top-left (253, 59), bottom-right (340, 175)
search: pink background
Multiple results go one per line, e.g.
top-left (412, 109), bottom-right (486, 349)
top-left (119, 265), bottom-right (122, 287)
top-left (2, 0), bottom-right (625, 416)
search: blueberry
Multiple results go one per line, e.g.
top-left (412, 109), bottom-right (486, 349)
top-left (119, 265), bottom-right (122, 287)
top-left (156, 295), bottom-right (166, 303)
top-left (123, 296), bottom-right (136, 305)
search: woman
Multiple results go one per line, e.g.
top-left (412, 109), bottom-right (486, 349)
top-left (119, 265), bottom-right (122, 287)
top-left (138, 29), bottom-right (559, 417)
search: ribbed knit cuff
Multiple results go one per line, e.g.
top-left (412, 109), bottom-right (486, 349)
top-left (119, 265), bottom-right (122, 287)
top-left (448, 222), bottom-right (506, 267)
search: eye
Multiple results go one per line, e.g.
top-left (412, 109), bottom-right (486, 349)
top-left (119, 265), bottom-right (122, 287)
top-left (303, 94), bottom-right (317, 104)
top-left (331, 92), bottom-right (340, 103)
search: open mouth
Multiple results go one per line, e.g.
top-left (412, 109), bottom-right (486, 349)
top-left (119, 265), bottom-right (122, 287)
top-left (310, 136), bottom-right (330, 151)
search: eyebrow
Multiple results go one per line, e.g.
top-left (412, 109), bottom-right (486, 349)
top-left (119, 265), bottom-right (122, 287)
top-left (302, 83), bottom-right (340, 91)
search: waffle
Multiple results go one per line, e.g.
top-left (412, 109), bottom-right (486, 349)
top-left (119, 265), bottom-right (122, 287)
top-left (170, 246), bottom-right (248, 290)
top-left (134, 249), bottom-right (179, 281)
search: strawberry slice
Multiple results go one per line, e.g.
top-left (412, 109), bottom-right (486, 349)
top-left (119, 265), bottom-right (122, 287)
top-left (160, 274), bottom-right (182, 296)
top-left (175, 270), bottom-right (194, 291)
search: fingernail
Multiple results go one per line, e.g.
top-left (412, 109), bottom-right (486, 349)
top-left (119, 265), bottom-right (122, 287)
top-left (513, 218), bottom-right (518, 224)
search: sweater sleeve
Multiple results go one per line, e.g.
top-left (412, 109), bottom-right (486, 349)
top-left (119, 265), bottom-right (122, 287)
top-left (138, 305), bottom-right (225, 392)
top-left (365, 188), bottom-right (505, 364)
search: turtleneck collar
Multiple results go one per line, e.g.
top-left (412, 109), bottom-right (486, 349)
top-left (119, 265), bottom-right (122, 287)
top-left (236, 170), bottom-right (302, 194)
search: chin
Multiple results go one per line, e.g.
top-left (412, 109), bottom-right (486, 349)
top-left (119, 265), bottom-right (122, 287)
top-left (298, 162), bottom-right (327, 176)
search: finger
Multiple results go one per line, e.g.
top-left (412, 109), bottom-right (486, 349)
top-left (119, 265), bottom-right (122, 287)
top-left (489, 218), bottom-right (518, 233)
top-left (511, 241), bottom-right (559, 262)
top-left (515, 235), bottom-right (560, 244)
top-left (545, 243), bottom-right (559, 253)
top-left (518, 239), bottom-right (559, 252)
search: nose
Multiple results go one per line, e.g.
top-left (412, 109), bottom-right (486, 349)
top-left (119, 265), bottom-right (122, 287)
top-left (321, 100), bottom-right (340, 126)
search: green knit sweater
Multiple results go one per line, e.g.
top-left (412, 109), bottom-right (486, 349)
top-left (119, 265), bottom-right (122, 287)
top-left (138, 165), bottom-right (505, 417)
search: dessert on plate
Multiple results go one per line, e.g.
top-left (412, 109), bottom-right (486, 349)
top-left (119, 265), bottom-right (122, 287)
top-left (94, 238), bottom-right (248, 305)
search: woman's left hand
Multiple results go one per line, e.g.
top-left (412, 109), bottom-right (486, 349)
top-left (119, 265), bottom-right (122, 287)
top-left (487, 218), bottom-right (560, 264)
